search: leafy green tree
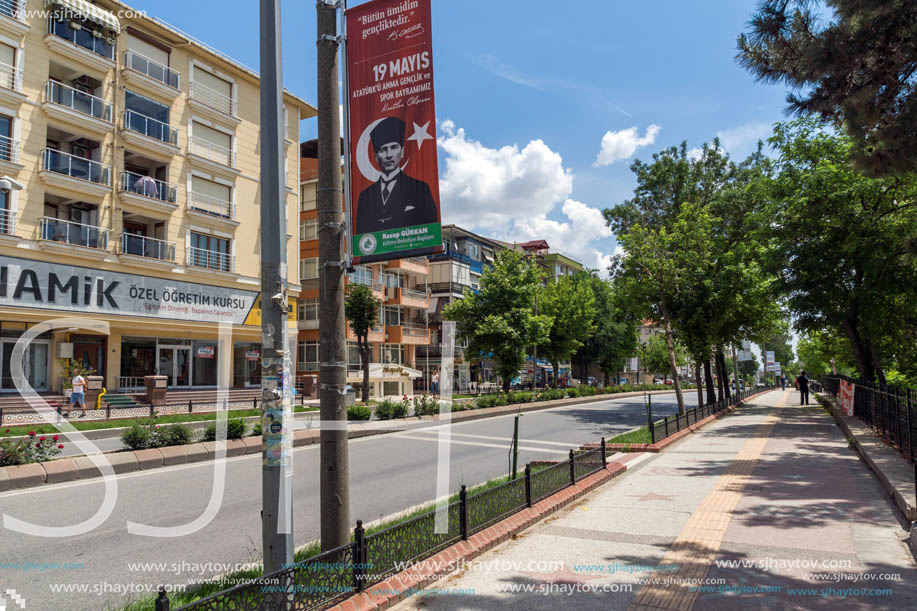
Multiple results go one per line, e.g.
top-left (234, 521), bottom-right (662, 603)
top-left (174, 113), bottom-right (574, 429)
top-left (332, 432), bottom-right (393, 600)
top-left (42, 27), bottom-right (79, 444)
top-left (345, 284), bottom-right (381, 402)
top-left (639, 334), bottom-right (684, 379)
top-left (573, 272), bottom-right (638, 385)
top-left (737, 0), bottom-right (917, 175)
top-left (445, 249), bottom-right (551, 392)
top-left (797, 330), bottom-right (856, 377)
top-left (763, 118), bottom-right (917, 383)
top-left (739, 355), bottom-right (759, 379)
top-left (537, 275), bottom-right (596, 388)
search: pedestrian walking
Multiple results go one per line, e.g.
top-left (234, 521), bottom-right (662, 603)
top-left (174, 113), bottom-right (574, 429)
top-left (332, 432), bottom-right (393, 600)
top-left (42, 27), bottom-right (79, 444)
top-left (432, 371), bottom-right (439, 396)
top-left (781, 376), bottom-right (786, 391)
top-left (798, 371), bottom-right (810, 405)
top-left (68, 370), bottom-right (86, 418)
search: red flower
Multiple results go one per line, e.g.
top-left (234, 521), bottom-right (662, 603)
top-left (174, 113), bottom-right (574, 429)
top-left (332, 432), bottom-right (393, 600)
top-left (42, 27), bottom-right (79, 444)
top-left (28, 431), bottom-right (35, 436)
top-left (4, 429), bottom-right (9, 433)
top-left (58, 444), bottom-right (64, 449)
top-left (35, 443), bottom-right (41, 448)
top-left (39, 436), bottom-right (46, 441)
top-left (52, 435), bottom-right (59, 441)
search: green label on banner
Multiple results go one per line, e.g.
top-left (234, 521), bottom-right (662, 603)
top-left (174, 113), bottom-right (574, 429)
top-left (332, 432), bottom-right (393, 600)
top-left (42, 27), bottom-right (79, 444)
top-left (354, 223), bottom-right (442, 257)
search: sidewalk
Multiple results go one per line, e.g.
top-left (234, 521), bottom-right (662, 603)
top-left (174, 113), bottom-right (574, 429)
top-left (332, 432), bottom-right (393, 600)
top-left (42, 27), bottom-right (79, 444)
top-left (391, 390), bottom-right (917, 610)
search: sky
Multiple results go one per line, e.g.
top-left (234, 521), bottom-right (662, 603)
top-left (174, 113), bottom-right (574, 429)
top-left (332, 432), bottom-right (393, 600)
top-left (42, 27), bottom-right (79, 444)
top-left (130, 0), bottom-right (792, 275)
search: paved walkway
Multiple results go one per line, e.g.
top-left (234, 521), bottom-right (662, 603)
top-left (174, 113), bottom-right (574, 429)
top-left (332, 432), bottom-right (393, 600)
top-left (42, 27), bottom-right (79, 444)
top-left (392, 390), bottom-right (917, 610)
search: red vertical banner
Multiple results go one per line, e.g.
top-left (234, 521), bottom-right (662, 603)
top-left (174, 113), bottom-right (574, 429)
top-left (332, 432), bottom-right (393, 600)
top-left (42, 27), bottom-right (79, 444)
top-left (346, 0), bottom-right (442, 264)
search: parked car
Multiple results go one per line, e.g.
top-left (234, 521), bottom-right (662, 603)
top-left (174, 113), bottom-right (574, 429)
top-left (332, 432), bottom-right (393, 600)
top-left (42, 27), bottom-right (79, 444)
top-left (664, 379), bottom-right (674, 385)
top-left (617, 377), bottom-right (628, 385)
top-left (653, 377), bottom-right (664, 384)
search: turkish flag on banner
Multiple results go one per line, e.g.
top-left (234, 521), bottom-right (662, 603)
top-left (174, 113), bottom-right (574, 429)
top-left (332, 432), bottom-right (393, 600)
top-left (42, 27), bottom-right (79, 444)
top-left (346, 0), bottom-right (443, 264)
top-left (839, 379), bottom-right (855, 416)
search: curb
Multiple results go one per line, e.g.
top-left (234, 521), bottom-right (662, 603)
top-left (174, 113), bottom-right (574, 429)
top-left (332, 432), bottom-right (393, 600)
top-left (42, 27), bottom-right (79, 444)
top-left (325, 459), bottom-right (631, 611)
top-left (0, 389), bottom-right (678, 492)
top-left (816, 393), bottom-right (917, 521)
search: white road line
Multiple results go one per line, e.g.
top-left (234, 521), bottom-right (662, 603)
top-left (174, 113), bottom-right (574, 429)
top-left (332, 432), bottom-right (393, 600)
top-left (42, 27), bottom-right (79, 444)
top-left (406, 429), bottom-right (578, 447)
top-left (396, 434), bottom-right (570, 454)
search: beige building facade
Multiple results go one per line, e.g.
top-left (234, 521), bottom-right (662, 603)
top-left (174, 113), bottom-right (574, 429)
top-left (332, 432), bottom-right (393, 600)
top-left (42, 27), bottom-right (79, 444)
top-left (0, 0), bottom-right (313, 393)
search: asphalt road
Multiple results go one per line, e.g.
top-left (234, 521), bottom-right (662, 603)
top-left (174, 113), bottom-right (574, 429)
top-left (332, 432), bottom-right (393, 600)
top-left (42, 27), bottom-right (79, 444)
top-left (0, 392), bottom-right (698, 610)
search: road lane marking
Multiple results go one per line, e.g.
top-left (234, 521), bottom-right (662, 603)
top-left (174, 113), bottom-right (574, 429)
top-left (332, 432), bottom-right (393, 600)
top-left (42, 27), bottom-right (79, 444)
top-left (396, 435), bottom-right (570, 454)
top-left (404, 429), bottom-right (579, 447)
top-left (629, 390), bottom-right (788, 611)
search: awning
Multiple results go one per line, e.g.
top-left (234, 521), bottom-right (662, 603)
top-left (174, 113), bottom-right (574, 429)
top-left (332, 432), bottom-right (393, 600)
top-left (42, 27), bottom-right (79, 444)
top-left (47, 0), bottom-right (121, 34)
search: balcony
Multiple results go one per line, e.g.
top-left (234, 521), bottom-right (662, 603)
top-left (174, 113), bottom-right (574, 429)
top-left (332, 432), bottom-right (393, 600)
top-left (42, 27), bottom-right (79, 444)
top-left (188, 247), bottom-right (234, 273)
top-left (385, 286), bottom-right (430, 309)
top-left (118, 233), bottom-right (176, 265)
top-left (39, 217), bottom-right (109, 257)
top-left (122, 50), bottom-right (181, 100)
top-left (0, 134), bottom-right (20, 173)
top-left (0, 60), bottom-right (23, 105)
top-left (121, 110), bottom-right (180, 158)
top-left (347, 274), bottom-right (385, 300)
top-left (189, 81), bottom-right (239, 124)
top-left (346, 323), bottom-right (384, 343)
top-left (119, 171), bottom-right (178, 215)
top-left (42, 81), bottom-right (112, 135)
top-left (39, 149), bottom-right (111, 197)
top-left (0, 206), bottom-right (16, 238)
top-left (386, 323), bottom-right (430, 345)
top-left (45, 19), bottom-right (115, 76)
top-left (188, 191), bottom-right (238, 228)
top-left (0, 1), bottom-right (28, 37)
top-left (385, 256), bottom-right (429, 275)
top-left (188, 136), bottom-right (238, 175)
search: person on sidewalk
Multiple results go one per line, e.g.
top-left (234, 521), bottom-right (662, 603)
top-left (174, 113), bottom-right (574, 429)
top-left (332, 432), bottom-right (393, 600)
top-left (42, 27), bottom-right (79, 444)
top-left (798, 370), bottom-right (810, 405)
top-left (68, 370), bottom-right (87, 418)
top-left (432, 371), bottom-right (439, 396)
top-left (780, 376), bottom-right (786, 391)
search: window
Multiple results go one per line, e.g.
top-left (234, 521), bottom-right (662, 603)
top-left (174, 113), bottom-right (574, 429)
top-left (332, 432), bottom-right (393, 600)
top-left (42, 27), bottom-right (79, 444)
top-left (125, 91), bottom-right (173, 143)
top-left (0, 114), bottom-right (11, 162)
top-left (190, 175), bottom-right (232, 218)
top-left (0, 43), bottom-right (15, 92)
top-left (191, 121), bottom-right (233, 165)
top-left (382, 272), bottom-right (402, 289)
top-left (297, 341), bottom-right (318, 371)
top-left (192, 68), bottom-right (233, 115)
top-left (300, 219), bottom-right (317, 241)
top-left (190, 232), bottom-right (230, 271)
top-left (381, 344), bottom-right (404, 365)
top-left (300, 257), bottom-right (318, 280)
top-left (383, 306), bottom-right (400, 327)
top-left (348, 264), bottom-right (373, 286)
top-left (300, 186), bottom-right (316, 211)
top-left (347, 341), bottom-right (362, 366)
top-left (298, 299), bottom-right (318, 322)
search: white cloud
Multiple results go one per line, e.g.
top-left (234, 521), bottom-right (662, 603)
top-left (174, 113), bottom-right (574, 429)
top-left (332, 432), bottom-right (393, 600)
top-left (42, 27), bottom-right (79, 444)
top-left (593, 125), bottom-right (661, 167)
top-left (438, 120), bottom-right (573, 230)
top-left (437, 122), bottom-right (616, 275)
top-left (477, 53), bottom-right (543, 89)
top-left (613, 245), bottom-right (624, 257)
top-left (687, 147), bottom-right (703, 161)
top-left (715, 122), bottom-right (770, 154)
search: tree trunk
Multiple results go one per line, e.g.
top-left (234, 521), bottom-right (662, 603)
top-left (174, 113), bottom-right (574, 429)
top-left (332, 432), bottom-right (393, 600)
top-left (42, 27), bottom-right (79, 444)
top-left (551, 358), bottom-right (560, 389)
top-left (695, 363), bottom-right (703, 408)
top-left (704, 359), bottom-right (716, 404)
top-left (714, 353), bottom-right (724, 401)
top-left (360, 339), bottom-right (371, 403)
top-left (603, 367), bottom-right (610, 386)
top-left (716, 348), bottom-right (730, 400)
top-left (732, 345), bottom-right (741, 398)
top-left (657, 292), bottom-right (685, 415)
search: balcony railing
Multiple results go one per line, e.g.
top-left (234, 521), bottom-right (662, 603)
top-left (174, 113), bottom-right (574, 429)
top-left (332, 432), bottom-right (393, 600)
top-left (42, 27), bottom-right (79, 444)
top-left (0, 1), bottom-right (25, 23)
top-left (124, 50), bottom-right (180, 90)
top-left (44, 81), bottom-right (112, 122)
top-left (47, 18), bottom-right (115, 61)
top-left (42, 149), bottom-right (110, 185)
top-left (122, 110), bottom-right (179, 145)
top-left (40, 217), bottom-right (109, 249)
top-left (0, 206), bottom-right (14, 236)
top-left (401, 323), bottom-right (429, 337)
top-left (119, 233), bottom-right (175, 261)
top-left (189, 191), bottom-right (233, 219)
top-left (401, 288), bottom-right (429, 301)
top-left (189, 136), bottom-right (235, 168)
top-left (0, 134), bottom-right (18, 164)
top-left (408, 256), bottom-right (429, 265)
top-left (190, 81), bottom-right (236, 116)
top-left (188, 246), bottom-right (233, 272)
top-left (0, 60), bottom-right (21, 92)
top-left (121, 171), bottom-right (177, 203)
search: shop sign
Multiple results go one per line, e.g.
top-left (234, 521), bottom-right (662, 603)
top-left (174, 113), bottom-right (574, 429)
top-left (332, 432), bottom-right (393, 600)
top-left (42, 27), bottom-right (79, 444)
top-left (197, 345), bottom-right (215, 358)
top-left (245, 351), bottom-right (260, 361)
top-left (0, 255), bottom-right (258, 324)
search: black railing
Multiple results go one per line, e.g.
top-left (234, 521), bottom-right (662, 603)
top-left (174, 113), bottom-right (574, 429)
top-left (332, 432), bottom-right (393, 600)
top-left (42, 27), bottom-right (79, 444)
top-left (650, 386), bottom-right (773, 443)
top-left (823, 374), bottom-right (916, 461)
top-left (156, 441), bottom-right (609, 610)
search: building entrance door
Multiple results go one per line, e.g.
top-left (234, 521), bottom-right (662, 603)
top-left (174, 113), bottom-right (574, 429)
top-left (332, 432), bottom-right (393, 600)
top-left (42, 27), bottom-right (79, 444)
top-left (157, 346), bottom-right (191, 388)
top-left (0, 340), bottom-right (50, 392)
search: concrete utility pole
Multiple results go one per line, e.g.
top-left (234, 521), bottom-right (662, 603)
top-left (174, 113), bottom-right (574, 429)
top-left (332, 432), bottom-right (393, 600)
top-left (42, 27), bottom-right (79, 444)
top-left (317, 0), bottom-right (351, 551)
top-left (259, 0), bottom-right (293, 575)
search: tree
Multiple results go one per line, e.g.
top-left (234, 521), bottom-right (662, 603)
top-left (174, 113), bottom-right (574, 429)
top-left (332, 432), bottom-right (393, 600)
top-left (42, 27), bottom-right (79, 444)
top-left (344, 284), bottom-right (381, 403)
top-left (762, 118), bottom-right (917, 383)
top-left (737, 0), bottom-right (917, 175)
top-left (639, 334), bottom-right (684, 379)
top-left (574, 272), bottom-right (638, 385)
top-left (739, 355), bottom-right (760, 379)
top-left (445, 249), bottom-right (551, 392)
top-left (537, 275), bottom-right (596, 388)
top-left (797, 330), bottom-right (856, 377)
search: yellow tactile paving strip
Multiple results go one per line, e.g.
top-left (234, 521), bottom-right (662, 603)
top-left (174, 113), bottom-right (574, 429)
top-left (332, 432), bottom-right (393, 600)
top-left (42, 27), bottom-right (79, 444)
top-left (629, 391), bottom-right (788, 611)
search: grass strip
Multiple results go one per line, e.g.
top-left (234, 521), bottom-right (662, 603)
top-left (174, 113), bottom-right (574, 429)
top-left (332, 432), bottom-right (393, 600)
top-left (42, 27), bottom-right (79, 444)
top-left (608, 426), bottom-right (652, 445)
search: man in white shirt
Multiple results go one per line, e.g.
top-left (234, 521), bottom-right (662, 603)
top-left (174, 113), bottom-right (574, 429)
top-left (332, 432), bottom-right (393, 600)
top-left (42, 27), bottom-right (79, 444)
top-left (68, 370), bottom-right (86, 418)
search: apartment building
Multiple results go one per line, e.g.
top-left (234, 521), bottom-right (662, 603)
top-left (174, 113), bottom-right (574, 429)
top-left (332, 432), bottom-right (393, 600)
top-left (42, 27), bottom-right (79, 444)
top-left (0, 0), bottom-right (313, 392)
top-left (515, 239), bottom-right (583, 282)
top-left (297, 140), bottom-right (431, 398)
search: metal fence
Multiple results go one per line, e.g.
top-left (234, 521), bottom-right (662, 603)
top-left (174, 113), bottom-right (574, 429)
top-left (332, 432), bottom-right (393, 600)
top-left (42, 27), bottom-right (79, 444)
top-left (823, 375), bottom-right (916, 461)
top-left (650, 386), bottom-right (773, 444)
top-left (156, 443), bottom-right (610, 610)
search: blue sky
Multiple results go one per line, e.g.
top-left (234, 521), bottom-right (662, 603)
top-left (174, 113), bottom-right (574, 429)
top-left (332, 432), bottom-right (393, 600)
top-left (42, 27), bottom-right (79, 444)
top-left (135, 0), bottom-right (790, 272)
